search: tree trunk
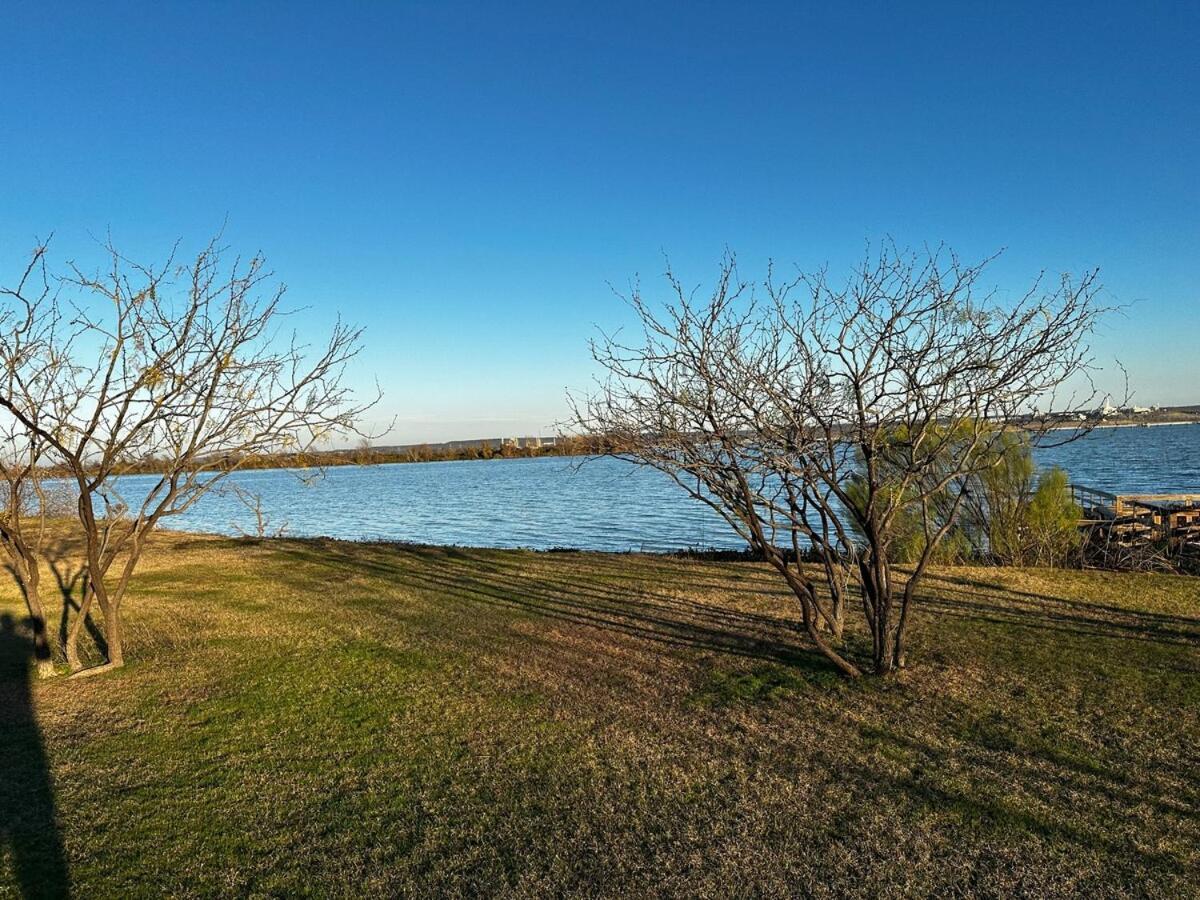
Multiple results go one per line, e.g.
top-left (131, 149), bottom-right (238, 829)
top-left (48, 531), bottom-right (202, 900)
top-left (810, 550), bottom-right (847, 639)
top-left (65, 589), bottom-right (125, 673)
top-left (25, 583), bottom-right (55, 678)
top-left (891, 601), bottom-right (912, 671)
top-left (870, 616), bottom-right (909, 676)
top-left (7, 553), bottom-right (55, 677)
top-left (101, 600), bottom-right (124, 669)
top-left (874, 630), bottom-right (897, 675)
top-left (776, 562), bottom-right (861, 677)
top-left (861, 553), bottom-right (905, 676)
top-left (828, 585), bottom-right (846, 639)
top-left (866, 592), bottom-right (895, 676)
top-left (807, 623), bottom-right (862, 678)
top-left (64, 584), bottom-right (94, 673)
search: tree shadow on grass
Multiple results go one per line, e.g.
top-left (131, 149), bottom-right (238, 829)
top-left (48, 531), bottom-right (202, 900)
top-left (251, 537), bottom-right (1200, 687)
top-left (844, 718), bottom-right (1197, 882)
top-left (916, 572), bottom-right (1200, 648)
top-left (0, 613), bottom-right (69, 899)
top-left (269, 540), bottom-right (840, 677)
top-left (922, 570), bottom-right (1200, 625)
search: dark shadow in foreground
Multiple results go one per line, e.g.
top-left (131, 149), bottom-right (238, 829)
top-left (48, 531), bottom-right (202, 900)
top-left (0, 613), bottom-right (69, 899)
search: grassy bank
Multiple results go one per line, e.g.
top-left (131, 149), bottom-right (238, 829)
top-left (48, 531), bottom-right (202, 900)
top-left (1, 533), bottom-right (1198, 896)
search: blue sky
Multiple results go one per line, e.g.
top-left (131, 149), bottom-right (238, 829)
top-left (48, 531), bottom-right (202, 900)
top-left (1, 1), bottom-right (1196, 442)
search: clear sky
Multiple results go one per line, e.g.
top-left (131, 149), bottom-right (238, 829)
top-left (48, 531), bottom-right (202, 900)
top-left (1, 1), bottom-right (1196, 442)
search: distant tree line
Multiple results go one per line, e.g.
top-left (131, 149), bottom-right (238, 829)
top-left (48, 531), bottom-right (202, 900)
top-left (59, 434), bottom-right (617, 476)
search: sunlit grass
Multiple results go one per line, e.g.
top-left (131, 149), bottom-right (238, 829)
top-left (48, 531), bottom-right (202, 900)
top-left (1, 531), bottom-right (1197, 896)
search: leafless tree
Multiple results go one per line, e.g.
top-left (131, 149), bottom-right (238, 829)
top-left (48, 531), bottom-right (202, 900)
top-left (227, 481), bottom-right (291, 539)
top-left (0, 235), bottom-right (378, 675)
top-left (574, 243), bottom-right (1109, 677)
top-left (0, 244), bottom-right (67, 676)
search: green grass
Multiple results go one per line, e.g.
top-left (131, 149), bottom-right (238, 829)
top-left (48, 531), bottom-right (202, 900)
top-left (1, 532), bottom-right (1198, 897)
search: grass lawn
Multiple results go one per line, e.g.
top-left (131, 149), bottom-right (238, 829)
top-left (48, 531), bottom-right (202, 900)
top-left (1, 532), bottom-right (1198, 897)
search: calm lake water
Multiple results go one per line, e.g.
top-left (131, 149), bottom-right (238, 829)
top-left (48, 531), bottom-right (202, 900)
top-left (129, 423), bottom-right (1200, 552)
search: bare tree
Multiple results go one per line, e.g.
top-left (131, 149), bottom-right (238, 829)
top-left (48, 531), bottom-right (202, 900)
top-left (574, 244), bottom-right (1109, 677)
top-left (0, 244), bottom-right (67, 676)
top-left (0, 235), bottom-right (377, 675)
top-left (227, 481), bottom-right (291, 539)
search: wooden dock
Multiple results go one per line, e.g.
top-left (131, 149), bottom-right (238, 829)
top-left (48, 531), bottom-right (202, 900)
top-left (1071, 484), bottom-right (1200, 570)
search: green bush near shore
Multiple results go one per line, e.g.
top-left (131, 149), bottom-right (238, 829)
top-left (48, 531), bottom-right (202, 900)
top-left (1, 533), bottom-right (1197, 896)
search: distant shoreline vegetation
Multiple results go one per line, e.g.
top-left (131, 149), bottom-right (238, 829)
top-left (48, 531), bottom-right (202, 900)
top-left (242, 434), bottom-right (615, 470)
top-left (47, 410), bottom-right (1200, 478)
top-left (1046, 417), bottom-right (1200, 431)
top-left (271, 409), bottom-right (1200, 472)
top-left (1040, 404), bottom-right (1200, 430)
top-left (60, 434), bottom-right (618, 477)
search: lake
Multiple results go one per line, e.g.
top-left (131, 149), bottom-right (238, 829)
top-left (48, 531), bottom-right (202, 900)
top-left (127, 423), bottom-right (1200, 552)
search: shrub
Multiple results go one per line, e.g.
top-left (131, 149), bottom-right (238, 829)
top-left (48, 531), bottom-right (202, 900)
top-left (850, 430), bottom-right (1081, 567)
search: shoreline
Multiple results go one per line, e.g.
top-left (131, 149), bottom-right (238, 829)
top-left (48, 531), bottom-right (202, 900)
top-left (1046, 418), bottom-right (1200, 431)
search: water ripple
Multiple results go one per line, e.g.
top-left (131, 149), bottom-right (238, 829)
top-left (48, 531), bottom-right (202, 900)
top-left (116, 424), bottom-right (1199, 552)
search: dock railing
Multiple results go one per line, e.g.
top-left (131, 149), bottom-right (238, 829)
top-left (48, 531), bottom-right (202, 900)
top-left (1069, 484), bottom-right (1120, 522)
